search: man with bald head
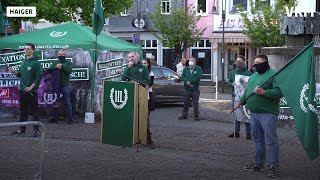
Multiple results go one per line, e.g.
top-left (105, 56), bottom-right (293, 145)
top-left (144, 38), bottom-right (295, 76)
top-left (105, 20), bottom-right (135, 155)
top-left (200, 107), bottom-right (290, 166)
top-left (48, 50), bottom-right (73, 124)
top-left (121, 52), bottom-right (150, 86)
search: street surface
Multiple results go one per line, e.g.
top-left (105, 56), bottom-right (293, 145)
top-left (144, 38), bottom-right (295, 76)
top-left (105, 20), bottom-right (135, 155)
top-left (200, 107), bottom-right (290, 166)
top-left (0, 94), bottom-right (319, 180)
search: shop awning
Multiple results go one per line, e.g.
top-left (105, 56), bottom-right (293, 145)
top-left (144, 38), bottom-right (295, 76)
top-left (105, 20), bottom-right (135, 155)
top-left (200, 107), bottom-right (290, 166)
top-left (211, 32), bottom-right (250, 43)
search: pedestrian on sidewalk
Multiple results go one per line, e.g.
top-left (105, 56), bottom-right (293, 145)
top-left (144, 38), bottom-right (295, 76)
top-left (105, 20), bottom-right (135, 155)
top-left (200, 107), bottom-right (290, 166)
top-left (176, 57), bottom-right (187, 77)
top-left (228, 55), bottom-right (252, 139)
top-left (179, 57), bottom-right (203, 121)
top-left (9, 43), bottom-right (43, 137)
top-left (48, 50), bottom-right (73, 124)
top-left (237, 54), bottom-right (283, 178)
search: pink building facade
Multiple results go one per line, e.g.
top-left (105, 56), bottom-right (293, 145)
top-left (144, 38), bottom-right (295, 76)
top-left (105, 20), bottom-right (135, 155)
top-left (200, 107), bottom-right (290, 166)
top-left (187, 0), bottom-right (216, 81)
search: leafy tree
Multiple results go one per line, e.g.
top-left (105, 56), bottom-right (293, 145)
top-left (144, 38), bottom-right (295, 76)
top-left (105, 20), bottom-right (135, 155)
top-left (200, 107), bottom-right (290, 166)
top-left (150, 0), bottom-right (206, 58)
top-left (1, 0), bottom-right (133, 34)
top-left (240, 0), bottom-right (295, 47)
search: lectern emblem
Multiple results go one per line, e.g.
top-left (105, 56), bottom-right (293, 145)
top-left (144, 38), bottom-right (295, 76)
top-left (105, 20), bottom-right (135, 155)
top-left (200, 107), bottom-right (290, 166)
top-left (110, 88), bottom-right (128, 109)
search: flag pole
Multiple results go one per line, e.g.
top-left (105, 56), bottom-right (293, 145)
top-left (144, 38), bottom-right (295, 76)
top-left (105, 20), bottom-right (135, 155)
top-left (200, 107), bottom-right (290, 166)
top-left (230, 42), bottom-right (314, 113)
top-left (86, 0), bottom-right (104, 123)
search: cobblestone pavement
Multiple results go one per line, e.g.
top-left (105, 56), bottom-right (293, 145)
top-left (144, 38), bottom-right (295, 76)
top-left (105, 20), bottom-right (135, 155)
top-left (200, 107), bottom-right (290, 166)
top-left (0, 97), bottom-right (319, 180)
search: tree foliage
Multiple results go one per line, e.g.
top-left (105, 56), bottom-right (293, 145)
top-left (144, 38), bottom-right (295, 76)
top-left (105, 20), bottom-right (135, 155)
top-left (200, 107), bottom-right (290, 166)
top-left (240, 0), bottom-right (295, 47)
top-left (150, 0), bottom-right (206, 56)
top-left (1, 0), bottom-right (133, 34)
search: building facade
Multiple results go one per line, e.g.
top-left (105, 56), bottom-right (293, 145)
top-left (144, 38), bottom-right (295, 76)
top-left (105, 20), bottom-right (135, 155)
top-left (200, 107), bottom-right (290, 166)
top-left (108, 0), bottom-right (185, 69)
top-left (187, 0), bottom-right (215, 81)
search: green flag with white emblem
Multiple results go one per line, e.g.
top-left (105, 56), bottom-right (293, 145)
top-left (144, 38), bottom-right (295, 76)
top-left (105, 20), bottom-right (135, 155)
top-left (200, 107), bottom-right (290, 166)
top-left (274, 42), bottom-right (319, 160)
top-left (92, 0), bottom-right (104, 36)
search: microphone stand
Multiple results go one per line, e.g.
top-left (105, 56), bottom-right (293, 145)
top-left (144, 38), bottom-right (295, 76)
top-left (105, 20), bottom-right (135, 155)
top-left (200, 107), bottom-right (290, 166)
top-left (119, 71), bottom-right (155, 151)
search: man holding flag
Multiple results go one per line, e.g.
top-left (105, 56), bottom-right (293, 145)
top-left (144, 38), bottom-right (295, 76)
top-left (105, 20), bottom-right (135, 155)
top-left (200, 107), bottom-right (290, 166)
top-left (238, 54), bottom-right (283, 178)
top-left (238, 42), bottom-right (319, 178)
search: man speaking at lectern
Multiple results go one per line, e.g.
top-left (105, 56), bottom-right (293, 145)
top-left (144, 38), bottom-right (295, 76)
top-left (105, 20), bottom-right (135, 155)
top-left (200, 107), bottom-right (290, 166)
top-left (121, 52), bottom-right (152, 144)
top-left (121, 52), bottom-right (150, 86)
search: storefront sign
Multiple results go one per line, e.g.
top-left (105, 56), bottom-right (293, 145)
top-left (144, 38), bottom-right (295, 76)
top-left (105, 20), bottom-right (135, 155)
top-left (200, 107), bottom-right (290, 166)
top-left (219, 17), bottom-right (244, 28)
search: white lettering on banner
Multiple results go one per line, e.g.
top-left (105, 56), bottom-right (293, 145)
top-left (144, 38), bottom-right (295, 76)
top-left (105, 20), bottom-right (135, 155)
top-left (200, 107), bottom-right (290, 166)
top-left (0, 54), bottom-right (25, 64)
top-left (284, 6), bottom-right (315, 17)
top-left (1, 99), bottom-right (19, 104)
top-left (219, 18), bottom-right (244, 28)
top-left (70, 72), bottom-right (86, 78)
top-left (19, 45), bottom-right (70, 49)
top-left (0, 89), bottom-right (9, 98)
top-left (0, 80), bottom-right (20, 87)
top-left (0, 73), bottom-right (17, 79)
top-left (41, 62), bottom-right (53, 69)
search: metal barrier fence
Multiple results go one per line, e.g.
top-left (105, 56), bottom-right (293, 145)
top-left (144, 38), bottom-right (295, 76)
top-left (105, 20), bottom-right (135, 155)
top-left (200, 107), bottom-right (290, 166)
top-left (0, 121), bottom-right (46, 180)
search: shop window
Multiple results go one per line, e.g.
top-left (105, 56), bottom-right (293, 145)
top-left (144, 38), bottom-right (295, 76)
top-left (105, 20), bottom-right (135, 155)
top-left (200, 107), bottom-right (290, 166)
top-left (120, 9), bottom-right (127, 16)
top-left (196, 0), bottom-right (207, 15)
top-left (206, 40), bottom-right (211, 48)
top-left (256, 0), bottom-right (270, 5)
top-left (231, 0), bottom-right (247, 12)
top-left (152, 40), bottom-right (158, 47)
top-left (146, 40), bottom-right (151, 47)
top-left (161, 0), bottom-right (171, 14)
top-left (141, 40), bottom-right (146, 47)
top-left (199, 40), bottom-right (205, 47)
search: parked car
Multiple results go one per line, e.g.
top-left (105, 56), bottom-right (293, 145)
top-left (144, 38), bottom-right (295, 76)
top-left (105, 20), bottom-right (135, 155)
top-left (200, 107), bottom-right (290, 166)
top-left (151, 66), bottom-right (185, 104)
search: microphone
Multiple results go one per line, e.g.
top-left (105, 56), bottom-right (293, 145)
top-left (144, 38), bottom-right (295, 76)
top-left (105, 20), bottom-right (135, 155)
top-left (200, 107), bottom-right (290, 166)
top-left (116, 71), bottom-right (148, 88)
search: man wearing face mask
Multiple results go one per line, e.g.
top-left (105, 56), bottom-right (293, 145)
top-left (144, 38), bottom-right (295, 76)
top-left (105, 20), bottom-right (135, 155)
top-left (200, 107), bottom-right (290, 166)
top-left (48, 50), bottom-right (73, 124)
top-left (236, 54), bottom-right (282, 178)
top-left (179, 57), bottom-right (203, 121)
top-left (227, 55), bottom-right (252, 139)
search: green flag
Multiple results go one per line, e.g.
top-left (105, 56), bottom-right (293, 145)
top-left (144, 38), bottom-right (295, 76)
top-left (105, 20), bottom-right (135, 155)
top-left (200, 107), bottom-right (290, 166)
top-left (92, 0), bottom-right (104, 36)
top-left (274, 42), bottom-right (319, 160)
top-left (0, 1), bottom-right (5, 33)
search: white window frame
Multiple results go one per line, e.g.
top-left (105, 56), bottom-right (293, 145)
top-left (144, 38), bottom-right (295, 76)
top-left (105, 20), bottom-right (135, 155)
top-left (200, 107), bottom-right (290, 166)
top-left (230, 0), bottom-right (249, 13)
top-left (195, 0), bottom-right (208, 16)
top-left (120, 9), bottom-right (127, 16)
top-left (161, 0), bottom-right (171, 14)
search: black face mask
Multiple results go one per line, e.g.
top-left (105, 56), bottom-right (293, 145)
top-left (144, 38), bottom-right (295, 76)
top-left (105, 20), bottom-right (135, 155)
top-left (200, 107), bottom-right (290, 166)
top-left (58, 56), bottom-right (65, 61)
top-left (255, 61), bottom-right (270, 74)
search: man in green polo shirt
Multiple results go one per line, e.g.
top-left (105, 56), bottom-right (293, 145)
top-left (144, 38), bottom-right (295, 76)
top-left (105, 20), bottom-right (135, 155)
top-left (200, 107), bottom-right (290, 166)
top-left (10, 43), bottom-right (43, 137)
top-left (121, 52), bottom-right (150, 85)
top-left (178, 57), bottom-right (203, 121)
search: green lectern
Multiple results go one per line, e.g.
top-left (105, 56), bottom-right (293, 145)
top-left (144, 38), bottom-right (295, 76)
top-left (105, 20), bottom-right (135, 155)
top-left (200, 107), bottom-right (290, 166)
top-left (101, 81), bottom-right (148, 146)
